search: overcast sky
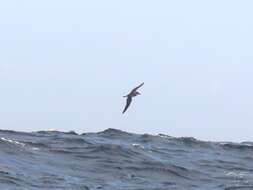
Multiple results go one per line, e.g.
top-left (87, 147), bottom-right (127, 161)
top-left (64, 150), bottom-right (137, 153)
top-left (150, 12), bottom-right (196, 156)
top-left (0, 0), bottom-right (253, 141)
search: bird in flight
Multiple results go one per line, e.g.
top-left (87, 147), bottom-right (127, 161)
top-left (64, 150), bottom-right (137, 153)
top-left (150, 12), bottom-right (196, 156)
top-left (122, 82), bottom-right (144, 114)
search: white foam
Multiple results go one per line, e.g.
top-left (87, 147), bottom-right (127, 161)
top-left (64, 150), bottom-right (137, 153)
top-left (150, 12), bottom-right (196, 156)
top-left (0, 137), bottom-right (25, 147)
top-left (0, 137), bottom-right (40, 151)
top-left (132, 143), bottom-right (144, 149)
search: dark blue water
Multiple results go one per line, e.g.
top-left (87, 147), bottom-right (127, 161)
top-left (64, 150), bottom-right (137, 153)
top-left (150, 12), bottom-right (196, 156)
top-left (0, 128), bottom-right (252, 190)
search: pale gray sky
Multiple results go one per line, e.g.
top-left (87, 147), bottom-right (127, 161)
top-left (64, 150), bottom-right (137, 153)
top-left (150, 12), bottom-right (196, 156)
top-left (0, 0), bottom-right (253, 141)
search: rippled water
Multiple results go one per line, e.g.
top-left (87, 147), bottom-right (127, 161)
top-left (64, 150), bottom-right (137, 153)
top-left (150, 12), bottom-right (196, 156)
top-left (0, 128), bottom-right (252, 190)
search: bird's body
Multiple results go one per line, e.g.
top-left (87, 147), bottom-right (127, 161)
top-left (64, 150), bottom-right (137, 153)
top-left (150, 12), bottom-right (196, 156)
top-left (122, 82), bottom-right (144, 114)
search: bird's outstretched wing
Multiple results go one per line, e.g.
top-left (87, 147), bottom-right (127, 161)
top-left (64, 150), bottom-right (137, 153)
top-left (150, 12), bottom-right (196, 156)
top-left (131, 82), bottom-right (144, 93)
top-left (122, 97), bottom-right (132, 114)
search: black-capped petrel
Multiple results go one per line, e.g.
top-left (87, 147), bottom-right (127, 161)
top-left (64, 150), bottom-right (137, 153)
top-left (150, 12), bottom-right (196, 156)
top-left (122, 82), bottom-right (144, 114)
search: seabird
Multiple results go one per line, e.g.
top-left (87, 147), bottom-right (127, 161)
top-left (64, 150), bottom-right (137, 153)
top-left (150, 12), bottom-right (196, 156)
top-left (122, 82), bottom-right (144, 114)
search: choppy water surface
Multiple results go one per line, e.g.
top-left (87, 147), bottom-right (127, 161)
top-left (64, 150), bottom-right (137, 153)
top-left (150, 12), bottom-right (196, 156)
top-left (0, 128), bottom-right (253, 190)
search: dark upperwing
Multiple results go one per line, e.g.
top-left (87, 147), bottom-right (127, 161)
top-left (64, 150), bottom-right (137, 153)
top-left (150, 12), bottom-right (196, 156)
top-left (130, 82), bottom-right (144, 94)
top-left (122, 96), bottom-right (132, 114)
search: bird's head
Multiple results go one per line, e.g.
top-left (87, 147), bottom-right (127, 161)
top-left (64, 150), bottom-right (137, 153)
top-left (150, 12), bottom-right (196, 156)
top-left (136, 91), bottom-right (141, 96)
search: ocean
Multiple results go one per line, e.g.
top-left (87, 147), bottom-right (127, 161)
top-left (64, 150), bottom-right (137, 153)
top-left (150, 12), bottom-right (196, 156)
top-left (0, 128), bottom-right (252, 190)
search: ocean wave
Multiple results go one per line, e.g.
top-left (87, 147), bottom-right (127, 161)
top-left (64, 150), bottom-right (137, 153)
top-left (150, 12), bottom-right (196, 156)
top-left (224, 185), bottom-right (253, 190)
top-left (219, 142), bottom-right (253, 150)
top-left (0, 128), bottom-right (252, 190)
